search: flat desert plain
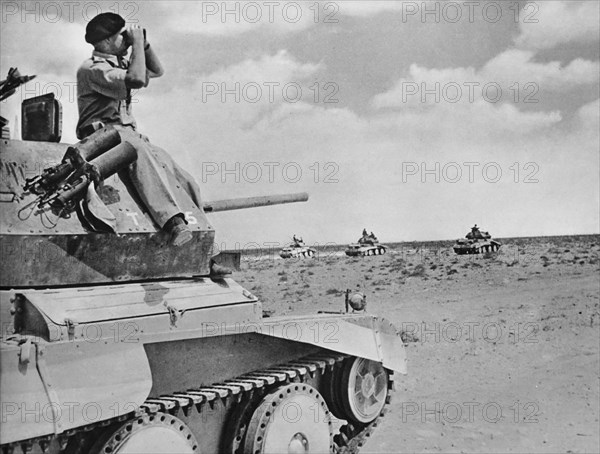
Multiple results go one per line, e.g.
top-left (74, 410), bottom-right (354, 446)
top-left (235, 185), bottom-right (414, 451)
top-left (236, 235), bottom-right (600, 453)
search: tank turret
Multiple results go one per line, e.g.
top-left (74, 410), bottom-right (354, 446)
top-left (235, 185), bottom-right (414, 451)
top-left (1, 69), bottom-right (406, 454)
top-left (1, 122), bottom-right (310, 287)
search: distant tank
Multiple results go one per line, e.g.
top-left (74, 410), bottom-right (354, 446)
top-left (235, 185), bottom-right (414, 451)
top-left (279, 235), bottom-right (316, 258)
top-left (453, 224), bottom-right (501, 254)
top-left (346, 230), bottom-right (387, 256)
top-left (1, 69), bottom-right (406, 453)
top-left (279, 243), bottom-right (316, 259)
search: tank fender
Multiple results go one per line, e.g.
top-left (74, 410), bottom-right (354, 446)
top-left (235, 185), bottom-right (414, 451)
top-left (0, 337), bottom-right (152, 444)
top-left (256, 314), bottom-right (407, 373)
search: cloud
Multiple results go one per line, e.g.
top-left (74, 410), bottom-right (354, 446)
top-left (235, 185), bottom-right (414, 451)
top-left (159, 1), bottom-right (418, 34)
top-left (0, 15), bottom-right (88, 79)
top-left (136, 50), bottom-right (322, 162)
top-left (577, 98), bottom-right (600, 133)
top-left (482, 50), bottom-right (599, 90)
top-left (159, 1), bottom-right (318, 36)
top-left (371, 48), bottom-right (598, 123)
top-left (515, 1), bottom-right (600, 50)
top-left (204, 50), bottom-right (320, 85)
top-left (335, 1), bottom-right (404, 17)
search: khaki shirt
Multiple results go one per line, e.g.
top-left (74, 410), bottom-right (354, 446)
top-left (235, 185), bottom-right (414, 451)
top-left (76, 51), bottom-right (137, 139)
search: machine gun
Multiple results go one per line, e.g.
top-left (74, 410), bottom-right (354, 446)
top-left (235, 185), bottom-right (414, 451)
top-left (0, 67), bottom-right (35, 102)
top-left (37, 141), bottom-right (138, 211)
top-left (23, 127), bottom-right (137, 212)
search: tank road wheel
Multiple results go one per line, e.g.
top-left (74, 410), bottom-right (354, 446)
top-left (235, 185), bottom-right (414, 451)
top-left (339, 357), bottom-right (389, 425)
top-left (90, 412), bottom-right (198, 454)
top-left (243, 383), bottom-right (334, 454)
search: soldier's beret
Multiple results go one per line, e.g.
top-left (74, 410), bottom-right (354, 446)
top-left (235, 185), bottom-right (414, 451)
top-left (85, 13), bottom-right (125, 44)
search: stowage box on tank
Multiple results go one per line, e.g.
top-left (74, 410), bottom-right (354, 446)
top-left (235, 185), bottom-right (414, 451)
top-left (0, 70), bottom-right (407, 454)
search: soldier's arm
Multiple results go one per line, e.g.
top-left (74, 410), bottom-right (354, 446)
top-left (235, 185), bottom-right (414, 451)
top-left (144, 43), bottom-right (164, 78)
top-left (125, 26), bottom-right (147, 89)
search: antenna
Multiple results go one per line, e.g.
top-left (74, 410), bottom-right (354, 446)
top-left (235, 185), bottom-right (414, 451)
top-left (13, 115), bottom-right (19, 140)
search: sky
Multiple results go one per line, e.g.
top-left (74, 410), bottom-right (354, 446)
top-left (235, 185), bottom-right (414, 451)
top-left (1, 0), bottom-right (599, 248)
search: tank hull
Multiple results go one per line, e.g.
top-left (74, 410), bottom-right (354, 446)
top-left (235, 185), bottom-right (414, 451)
top-left (453, 239), bottom-right (501, 254)
top-left (345, 243), bottom-right (388, 256)
top-left (279, 245), bottom-right (316, 258)
top-left (0, 279), bottom-right (406, 452)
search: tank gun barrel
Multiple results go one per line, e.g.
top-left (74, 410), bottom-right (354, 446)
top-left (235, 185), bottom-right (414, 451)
top-left (203, 192), bottom-right (308, 213)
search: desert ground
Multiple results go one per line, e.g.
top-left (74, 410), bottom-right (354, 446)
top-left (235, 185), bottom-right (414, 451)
top-left (235, 235), bottom-right (600, 454)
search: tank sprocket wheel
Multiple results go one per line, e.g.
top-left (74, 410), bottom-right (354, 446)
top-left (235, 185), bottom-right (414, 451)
top-left (243, 383), bottom-right (334, 454)
top-left (322, 361), bottom-right (346, 421)
top-left (223, 389), bottom-right (266, 454)
top-left (89, 412), bottom-right (199, 454)
top-left (339, 357), bottom-right (389, 425)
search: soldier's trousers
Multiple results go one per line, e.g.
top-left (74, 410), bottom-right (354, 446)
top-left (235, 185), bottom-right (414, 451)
top-left (114, 126), bottom-right (202, 228)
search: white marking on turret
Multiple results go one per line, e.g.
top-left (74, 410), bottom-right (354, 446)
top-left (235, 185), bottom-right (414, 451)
top-left (126, 212), bottom-right (140, 226)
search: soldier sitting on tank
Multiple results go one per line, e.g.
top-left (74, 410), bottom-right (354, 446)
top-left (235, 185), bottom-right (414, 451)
top-left (469, 224), bottom-right (482, 240)
top-left (369, 231), bottom-right (378, 242)
top-left (292, 234), bottom-right (304, 247)
top-left (359, 228), bottom-right (370, 244)
top-left (76, 13), bottom-right (200, 247)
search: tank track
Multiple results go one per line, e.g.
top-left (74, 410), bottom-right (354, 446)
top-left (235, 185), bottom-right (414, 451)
top-left (1, 353), bottom-right (393, 454)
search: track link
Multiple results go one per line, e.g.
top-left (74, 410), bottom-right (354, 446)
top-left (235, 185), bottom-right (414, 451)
top-left (1, 354), bottom-right (393, 454)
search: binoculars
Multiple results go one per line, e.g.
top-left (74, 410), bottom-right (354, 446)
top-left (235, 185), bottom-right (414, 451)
top-left (122, 28), bottom-right (146, 46)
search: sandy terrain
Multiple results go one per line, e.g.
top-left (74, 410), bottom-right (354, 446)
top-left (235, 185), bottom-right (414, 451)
top-left (235, 235), bottom-right (600, 453)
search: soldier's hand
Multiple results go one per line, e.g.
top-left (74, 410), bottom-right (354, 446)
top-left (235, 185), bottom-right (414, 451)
top-left (127, 24), bottom-right (145, 44)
